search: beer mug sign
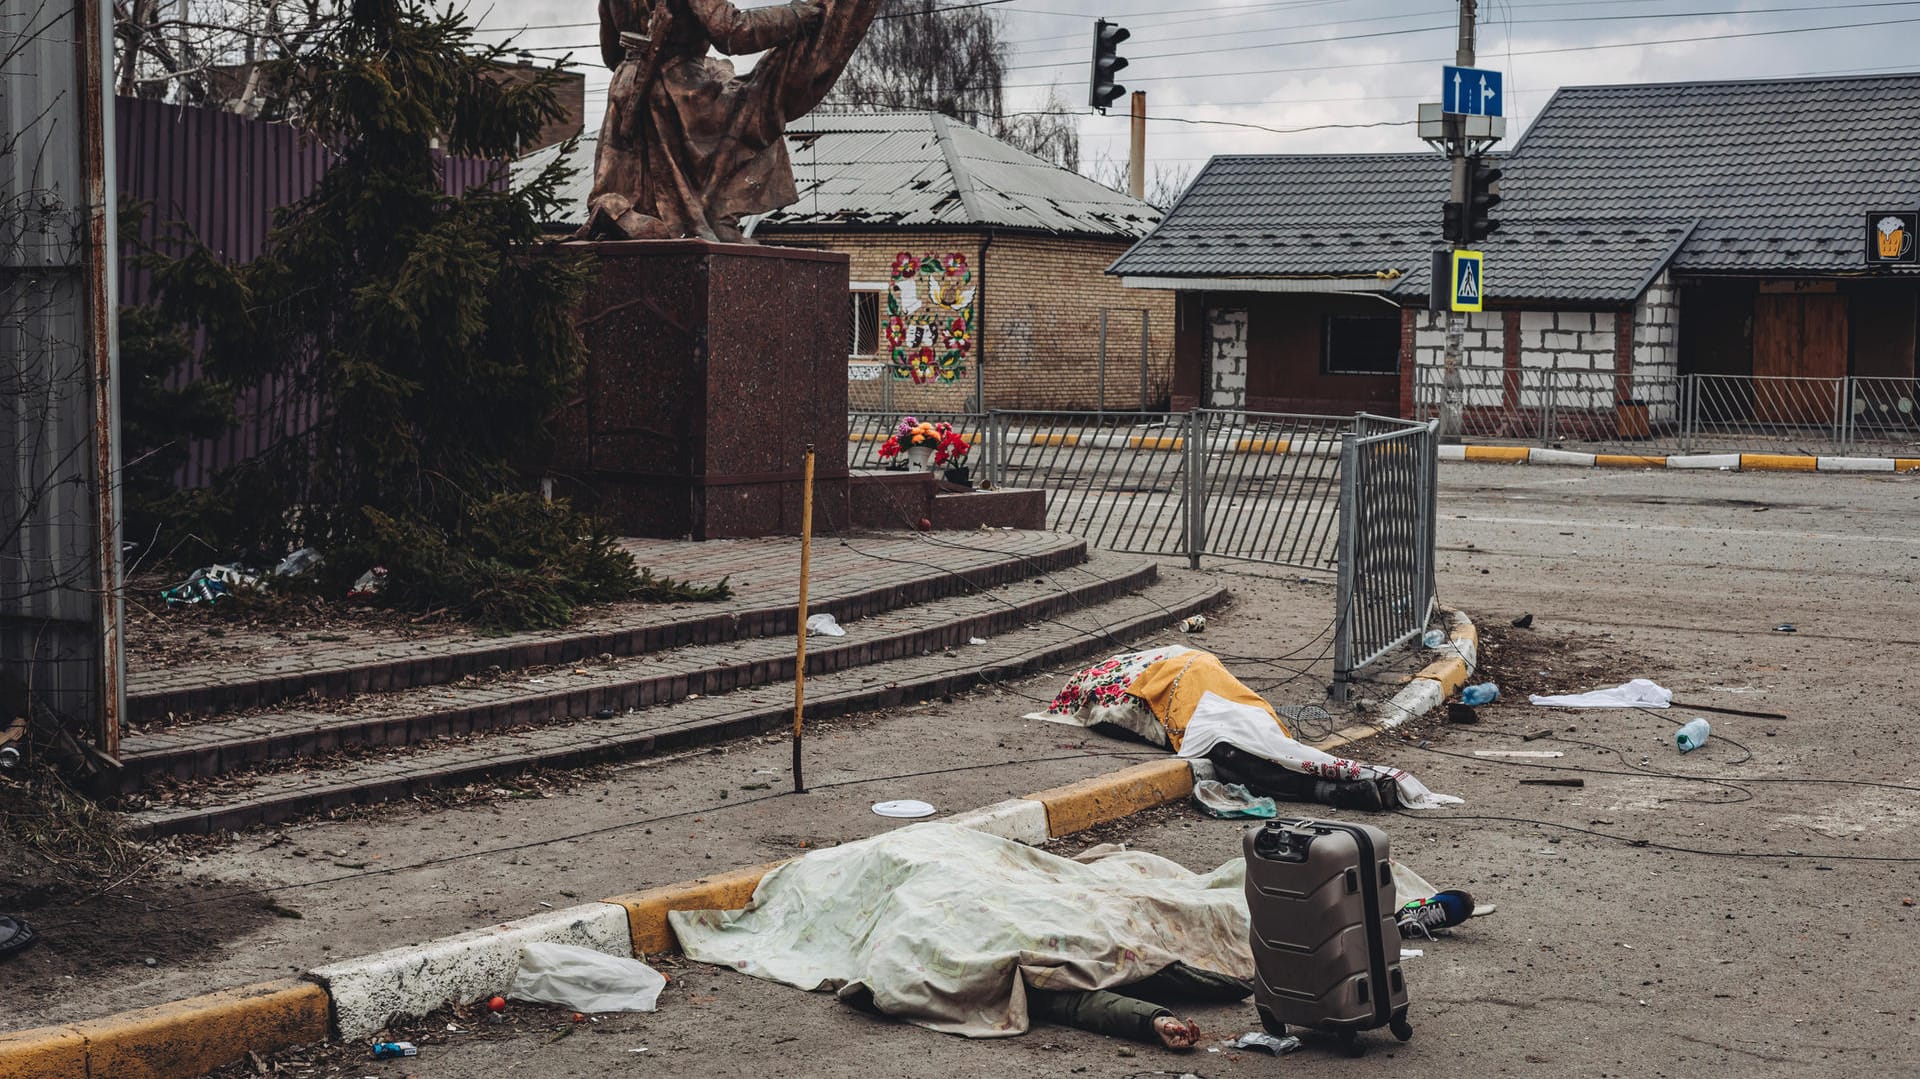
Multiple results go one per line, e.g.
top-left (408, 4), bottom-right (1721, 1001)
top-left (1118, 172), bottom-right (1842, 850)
top-left (1868, 211), bottom-right (1918, 264)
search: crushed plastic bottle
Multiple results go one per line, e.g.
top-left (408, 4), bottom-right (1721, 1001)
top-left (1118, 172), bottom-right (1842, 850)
top-left (1422, 629), bottom-right (1447, 648)
top-left (1460, 683), bottom-right (1499, 706)
top-left (1674, 717), bottom-right (1711, 753)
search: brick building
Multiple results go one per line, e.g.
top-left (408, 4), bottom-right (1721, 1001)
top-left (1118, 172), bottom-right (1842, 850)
top-left (520, 111), bottom-right (1175, 413)
top-left (1110, 74), bottom-right (1920, 441)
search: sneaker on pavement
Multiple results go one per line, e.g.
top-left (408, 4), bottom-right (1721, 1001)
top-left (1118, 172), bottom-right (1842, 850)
top-left (1397, 889), bottom-right (1475, 939)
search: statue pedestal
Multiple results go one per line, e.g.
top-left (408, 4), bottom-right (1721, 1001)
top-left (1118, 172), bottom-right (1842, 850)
top-left (552, 240), bottom-right (851, 539)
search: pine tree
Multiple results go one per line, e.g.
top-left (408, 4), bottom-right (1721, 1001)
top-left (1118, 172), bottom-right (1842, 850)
top-left (145, 0), bottom-right (727, 627)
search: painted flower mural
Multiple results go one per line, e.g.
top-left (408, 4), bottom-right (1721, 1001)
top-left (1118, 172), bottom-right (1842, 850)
top-left (887, 252), bottom-right (975, 384)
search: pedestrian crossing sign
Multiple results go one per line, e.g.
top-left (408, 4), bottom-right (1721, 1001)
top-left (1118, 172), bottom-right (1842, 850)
top-left (1451, 250), bottom-right (1484, 312)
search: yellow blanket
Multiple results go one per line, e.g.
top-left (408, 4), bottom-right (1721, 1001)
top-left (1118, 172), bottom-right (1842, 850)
top-left (1126, 651), bottom-right (1291, 749)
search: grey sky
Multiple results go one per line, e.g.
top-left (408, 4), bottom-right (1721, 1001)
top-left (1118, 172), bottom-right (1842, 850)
top-left (471, 0), bottom-right (1920, 177)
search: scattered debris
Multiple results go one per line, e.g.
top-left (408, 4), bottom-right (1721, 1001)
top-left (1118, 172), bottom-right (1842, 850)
top-left (507, 943), bottom-right (666, 1013)
top-left (1521, 728), bottom-right (1555, 741)
top-left (1473, 750), bottom-right (1564, 758)
top-left (1674, 718), bottom-right (1711, 753)
top-left (0, 916), bottom-right (38, 961)
top-left (1773, 623), bottom-right (1797, 633)
top-left (1446, 702), bottom-right (1479, 724)
top-left (1511, 613), bottom-right (1534, 629)
top-left (1178, 614), bottom-right (1207, 634)
top-left (967, 636), bottom-right (988, 645)
top-left (371, 1041), bottom-right (417, 1058)
top-left (805, 613), bottom-right (847, 637)
top-left (348, 566), bottom-right (389, 598)
top-left (1422, 629), bottom-right (1447, 648)
top-left (1191, 780), bottom-right (1278, 820)
top-left (871, 799), bottom-right (936, 819)
top-left (1229, 1030), bottom-right (1301, 1055)
top-left (1519, 778), bottom-right (1584, 787)
top-left (1460, 682), bottom-right (1500, 706)
top-left (1528, 679), bottom-right (1672, 709)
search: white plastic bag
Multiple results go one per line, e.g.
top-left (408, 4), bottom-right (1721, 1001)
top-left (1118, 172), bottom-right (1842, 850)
top-left (505, 942), bottom-right (666, 1013)
top-left (805, 613), bottom-right (846, 637)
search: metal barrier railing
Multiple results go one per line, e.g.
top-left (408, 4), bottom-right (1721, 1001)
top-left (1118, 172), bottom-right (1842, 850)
top-left (1192, 410), bottom-right (1349, 571)
top-left (1413, 370), bottom-right (1920, 456)
top-left (985, 410), bottom-right (1192, 558)
top-left (1332, 415), bottom-right (1438, 700)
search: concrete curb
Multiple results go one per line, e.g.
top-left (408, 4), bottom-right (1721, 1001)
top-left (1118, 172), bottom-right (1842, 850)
top-left (0, 613), bottom-right (1468, 1076)
top-left (1441, 443), bottom-right (1920, 474)
top-left (1316, 607), bottom-right (1479, 755)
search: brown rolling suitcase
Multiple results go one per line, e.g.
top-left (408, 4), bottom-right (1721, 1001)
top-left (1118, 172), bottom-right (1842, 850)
top-left (1243, 818), bottom-right (1412, 1055)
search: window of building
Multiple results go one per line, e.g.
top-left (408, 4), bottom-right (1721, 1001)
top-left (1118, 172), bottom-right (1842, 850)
top-left (1322, 314), bottom-right (1401, 375)
top-left (849, 289), bottom-right (882, 358)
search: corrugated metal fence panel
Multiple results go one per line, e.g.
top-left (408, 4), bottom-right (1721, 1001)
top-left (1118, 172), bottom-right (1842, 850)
top-left (2, 2), bottom-right (111, 731)
top-left (115, 97), bottom-right (506, 487)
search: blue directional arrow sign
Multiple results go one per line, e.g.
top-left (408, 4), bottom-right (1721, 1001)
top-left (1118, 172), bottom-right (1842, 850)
top-left (1442, 66), bottom-right (1503, 117)
top-left (1451, 250), bottom-right (1485, 313)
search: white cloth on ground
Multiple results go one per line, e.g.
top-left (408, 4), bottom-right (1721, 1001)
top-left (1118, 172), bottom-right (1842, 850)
top-left (668, 823), bottom-right (1253, 1038)
top-left (1174, 692), bottom-right (1462, 809)
top-left (1528, 679), bottom-right (1672, 709)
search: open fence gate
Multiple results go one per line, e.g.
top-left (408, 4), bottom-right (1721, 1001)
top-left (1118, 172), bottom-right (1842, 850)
top-left (849, 409), bottom-right (1441, 697)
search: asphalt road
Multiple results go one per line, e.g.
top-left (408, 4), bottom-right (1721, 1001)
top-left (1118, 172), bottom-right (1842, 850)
top-left (294, 462), bottom-right (1920, 1079)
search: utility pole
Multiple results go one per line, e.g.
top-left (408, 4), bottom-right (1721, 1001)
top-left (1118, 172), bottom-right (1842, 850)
top-left (1439, 0), bottom-right (1476, 443)
top-left (1128, 90), bottom-right (1147, 202)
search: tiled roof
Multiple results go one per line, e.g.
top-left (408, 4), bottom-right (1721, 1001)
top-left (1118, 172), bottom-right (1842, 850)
top-left (1107, 154), bottom-right (1446, 278)
top-left (1507, 74), bottom-right (1920, 272)
top-left (1112, 72), bottom-right (1920, 294)
top-left (513, 111), bottom-right (1160, 239)
top-left (760, 111), bottom-right (1160, 238)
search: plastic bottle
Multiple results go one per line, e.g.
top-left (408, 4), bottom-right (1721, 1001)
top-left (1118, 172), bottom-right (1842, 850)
top-left (1675, 717), bottom-right (1711, 752)
top-left (1460, 683), bottom-right (1499, 706)
top-left (1422, 629), bottom-right (1447, 648)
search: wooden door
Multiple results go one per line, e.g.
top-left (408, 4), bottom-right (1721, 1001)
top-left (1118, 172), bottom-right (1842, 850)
top-left (1752, 294), bottom-right (1847, 424)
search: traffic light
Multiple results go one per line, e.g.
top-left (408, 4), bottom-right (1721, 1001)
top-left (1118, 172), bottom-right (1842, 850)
top-left (1442, 200), bottom-right (1466, 243)
top-left (1467, 156), bottom-right (1502, 242)
top-left (1089, 19), bottom-right (1129, 111)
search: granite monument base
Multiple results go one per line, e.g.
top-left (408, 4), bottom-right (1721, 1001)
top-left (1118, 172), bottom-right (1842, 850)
top-left (551, 240), bottom-right (851, 540)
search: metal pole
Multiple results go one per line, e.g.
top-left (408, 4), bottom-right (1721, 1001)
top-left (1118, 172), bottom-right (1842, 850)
top-left (1139, 309), bottom-right (1151, 410)
top-left (791, 445), bottom-right (815, 794)
top-left (1128, 91), bottom-right (1147, 201)
top-left (1098, 308), bottom-right (1108, 414)
top-left (1185, 409), bottom-right (1207, 569)
top-left (1331, 433), bottom-right (1359, 702)
top-left (1438, 0), bottom-right (1476, 444)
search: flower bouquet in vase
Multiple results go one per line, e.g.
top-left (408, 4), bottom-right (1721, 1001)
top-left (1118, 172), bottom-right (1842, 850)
top-left (878, 417), bottom-right (943, 470)
top-left (933, 424), bottom-right (972, 486)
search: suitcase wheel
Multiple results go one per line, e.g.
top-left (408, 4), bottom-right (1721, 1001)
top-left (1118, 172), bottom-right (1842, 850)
top-left (1391, 1016), bottom-right (1413, 1042)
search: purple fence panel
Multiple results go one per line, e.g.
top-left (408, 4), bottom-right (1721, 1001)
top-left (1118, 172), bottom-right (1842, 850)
top-left (115, 97), bottom-right (505, 487)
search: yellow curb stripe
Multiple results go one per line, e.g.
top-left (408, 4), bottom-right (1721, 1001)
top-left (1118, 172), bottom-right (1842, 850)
top-left (1030, 433), bottom-right (1080, 447)
top-left (606, 862), bottom-right (788, 957)
top-left (1739, 453), bottom-right (1818, 472)
top-left (0, 1025), bottom-right (87, 1079)
top-left (1448, 619), bottom-right (1479, 659)
top-left (1462, 445), bottom-right (1531, 463)
top-left (1128, 435), bottom-right (1184, 450)
top-left (1412, 655), bottom-right (1471, 698)
top-left (1233, 437), bottom-right (1291, 454)
top-left (1594, 454), bottom-right (1668, 468)
top-left (0, 980), bottom-right (332, 1079)
top-left (1027, 759), bottom-right (1194, 838)
top-left (1898, 458), bottom-right (1920, 473)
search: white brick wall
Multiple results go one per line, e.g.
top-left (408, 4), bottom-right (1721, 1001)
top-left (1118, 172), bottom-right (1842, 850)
top-left (1207, 305), bottom-right (1248, 410)
top-left (1412, 310), bottom-right (1505, 408)
top-left (1630, 270), bottom-right (1681, 422)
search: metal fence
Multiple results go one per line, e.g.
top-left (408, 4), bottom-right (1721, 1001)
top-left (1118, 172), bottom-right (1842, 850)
top-left (1332, 416), bottom-right (1439, 701)
top-left (851, 408), bottom-right (1440, 690)
top-left (1414, 368), bottom-right (1920, 457)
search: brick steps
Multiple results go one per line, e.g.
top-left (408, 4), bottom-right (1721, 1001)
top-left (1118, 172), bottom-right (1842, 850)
top-left (126, 533), bottom-right (1088, 723)
top-left (114, 553), bottom-right (1157, 793)
top-left (124, 570), bottom-right (1228, 837)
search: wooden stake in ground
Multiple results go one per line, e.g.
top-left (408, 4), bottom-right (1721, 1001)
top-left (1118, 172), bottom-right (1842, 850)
top-left (792, 444), bottom-right (815, 794)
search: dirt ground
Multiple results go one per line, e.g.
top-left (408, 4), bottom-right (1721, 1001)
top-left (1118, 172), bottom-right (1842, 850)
top-left (11, 465), bottom-right (1920, 1079)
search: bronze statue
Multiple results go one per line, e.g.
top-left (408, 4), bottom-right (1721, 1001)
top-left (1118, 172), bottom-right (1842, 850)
top-left (578, 0), bottom-right (883, 242)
